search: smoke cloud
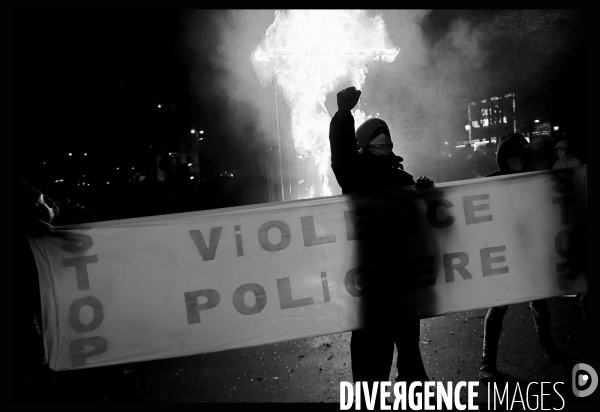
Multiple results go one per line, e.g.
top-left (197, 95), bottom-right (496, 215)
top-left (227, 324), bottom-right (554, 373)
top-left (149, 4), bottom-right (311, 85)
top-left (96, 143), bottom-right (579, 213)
top-left (184, 10), bottom-right (277, 147)
top-left (184, 9), bottom-right (585, 189)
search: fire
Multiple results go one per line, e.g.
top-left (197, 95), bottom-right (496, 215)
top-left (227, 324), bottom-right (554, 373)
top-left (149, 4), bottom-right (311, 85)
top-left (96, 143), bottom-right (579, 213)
top-left (253, 10), bottom-right (399, 198)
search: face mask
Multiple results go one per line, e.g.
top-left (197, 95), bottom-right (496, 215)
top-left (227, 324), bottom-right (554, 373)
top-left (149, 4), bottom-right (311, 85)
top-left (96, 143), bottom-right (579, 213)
top-left (507, 156), bottom-right (524, 172)
top-left (555, 149), bottom-right (567, 160)
top-left (367, 133), bottom-right (393, 156)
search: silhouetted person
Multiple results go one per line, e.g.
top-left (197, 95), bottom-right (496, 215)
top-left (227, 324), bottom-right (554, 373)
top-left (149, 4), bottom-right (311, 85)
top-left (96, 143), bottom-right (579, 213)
top-left (479, 133), bottom-right (569, 383)
top-left (329, 87), bottom-right (433, 401)
top-left (13, 179), bottom-right (136, 402)
top-left (13, 180), bottom-right (59, 393)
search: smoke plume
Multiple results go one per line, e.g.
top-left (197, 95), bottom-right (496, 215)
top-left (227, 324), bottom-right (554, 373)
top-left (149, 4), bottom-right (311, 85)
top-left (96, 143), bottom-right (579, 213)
top-left (184, 10), bottom-right (586, 189)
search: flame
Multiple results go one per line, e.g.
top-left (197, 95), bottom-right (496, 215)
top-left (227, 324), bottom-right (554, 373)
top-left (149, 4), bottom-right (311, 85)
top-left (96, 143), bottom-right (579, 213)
top-left (254, 10), bottom-right (399, 198)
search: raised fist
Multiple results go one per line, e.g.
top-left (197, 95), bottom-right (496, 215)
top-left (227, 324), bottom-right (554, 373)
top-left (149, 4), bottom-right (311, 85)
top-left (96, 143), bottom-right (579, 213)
top-left (337, 87), bottom-right (361, 113)
top-left (415, 176), bottom-right (434, 190)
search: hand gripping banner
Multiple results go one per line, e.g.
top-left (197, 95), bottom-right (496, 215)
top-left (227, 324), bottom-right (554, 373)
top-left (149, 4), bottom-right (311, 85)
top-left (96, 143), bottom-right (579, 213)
top-left (27, 167), bottom-right (587, 371)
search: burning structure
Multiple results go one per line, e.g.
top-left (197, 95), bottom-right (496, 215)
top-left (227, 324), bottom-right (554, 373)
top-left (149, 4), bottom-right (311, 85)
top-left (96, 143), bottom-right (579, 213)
top-left (252, 10), bottom-right (399, 200)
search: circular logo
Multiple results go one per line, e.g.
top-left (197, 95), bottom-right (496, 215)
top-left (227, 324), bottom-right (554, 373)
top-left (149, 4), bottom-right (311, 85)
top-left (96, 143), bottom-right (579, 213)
top-left (572, 363), bottom-right (598, 397)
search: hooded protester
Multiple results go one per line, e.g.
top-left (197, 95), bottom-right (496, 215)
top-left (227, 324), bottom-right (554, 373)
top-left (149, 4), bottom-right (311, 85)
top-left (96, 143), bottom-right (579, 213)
top-left (330, 88), bottom-right (431, 194)
top-left (13, 179), bottom-right (124, 400)
top-left (329, 87), bottom-right (433, 400)
top-left (478, 133), bottom-right (568, 383)
top-left (485, 132), bottom-right (533, 177)
top-left (552, 140), bottom-right (582, 170)
top-left (13, 180), bottom-right (60, 386)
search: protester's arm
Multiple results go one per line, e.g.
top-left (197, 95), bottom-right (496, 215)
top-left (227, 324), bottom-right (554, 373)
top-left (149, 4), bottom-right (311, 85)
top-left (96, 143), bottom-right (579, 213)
top-left (52, 196), bottom-right (117, 225)
top-left (329, 87), bottom-right (362, 193)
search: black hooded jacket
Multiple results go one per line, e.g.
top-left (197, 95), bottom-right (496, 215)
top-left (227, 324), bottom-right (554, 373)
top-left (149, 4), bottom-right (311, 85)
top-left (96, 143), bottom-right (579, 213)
top-left (329, 112), bottom-right (415, 194)
top-left (485, 133), bottom-right (533, 177)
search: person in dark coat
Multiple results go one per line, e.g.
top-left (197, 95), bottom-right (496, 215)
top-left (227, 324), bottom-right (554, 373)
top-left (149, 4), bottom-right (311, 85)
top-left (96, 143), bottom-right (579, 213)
top-left (552, 139), bottom-right (582, 170)
top-left (13, 180), bottom-right (60, 388)
top-left (329, 91), bottom-right (427, 195)
top-left (329, 87), bottom-right (433, 399)
top-left (478, 133), bottom-right (568, 383)
top-left (13, 179), bottom-right (135, 402)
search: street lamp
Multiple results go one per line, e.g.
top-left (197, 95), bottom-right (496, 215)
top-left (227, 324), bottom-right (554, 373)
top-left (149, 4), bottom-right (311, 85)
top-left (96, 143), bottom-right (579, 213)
top-left (191, 129), bottom-right (206, 180)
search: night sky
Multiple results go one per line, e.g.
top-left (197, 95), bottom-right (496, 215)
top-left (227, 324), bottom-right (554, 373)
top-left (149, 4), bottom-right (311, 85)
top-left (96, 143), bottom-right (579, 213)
top-left (14, 11), bottom-right (192, 172)
top-left (12, 10), bottom-right (588, 200)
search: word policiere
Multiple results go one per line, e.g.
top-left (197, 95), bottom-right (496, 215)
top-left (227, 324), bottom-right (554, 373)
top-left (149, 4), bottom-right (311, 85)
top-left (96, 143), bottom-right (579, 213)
top-left (182, 186), bottom-right (577, 323)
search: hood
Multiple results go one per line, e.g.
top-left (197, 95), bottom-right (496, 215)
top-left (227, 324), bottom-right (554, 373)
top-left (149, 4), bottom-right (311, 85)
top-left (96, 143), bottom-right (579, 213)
top-left (356, 118), bottom-right (389, 153)
top-left (495, 133), bottom-right (532, 174)
top-left (554, 139), bottom-right (571, 156)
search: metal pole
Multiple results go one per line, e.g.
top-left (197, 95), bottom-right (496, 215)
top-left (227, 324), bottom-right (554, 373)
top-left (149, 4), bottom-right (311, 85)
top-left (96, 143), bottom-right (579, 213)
top-left (274, 78), bottom-right (285, 201)
top-left (468, 103), bottom-right (472, 141)
top-left (196, 131), bottom-right (200, 180)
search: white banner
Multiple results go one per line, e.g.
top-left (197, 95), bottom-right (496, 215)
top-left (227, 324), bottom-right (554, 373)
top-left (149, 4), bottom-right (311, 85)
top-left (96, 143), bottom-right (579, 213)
top-left (28, 167), bottom-right (587, 371)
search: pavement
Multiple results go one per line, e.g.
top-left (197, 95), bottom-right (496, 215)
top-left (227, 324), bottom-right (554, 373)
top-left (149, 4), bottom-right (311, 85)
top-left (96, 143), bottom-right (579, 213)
top-left (13, 295), bottom-right (593, 408)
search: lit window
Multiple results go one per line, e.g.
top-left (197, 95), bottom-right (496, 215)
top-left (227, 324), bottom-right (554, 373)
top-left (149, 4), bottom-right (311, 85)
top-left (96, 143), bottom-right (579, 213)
top-left (481, 108), bottom-right (489, 127)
